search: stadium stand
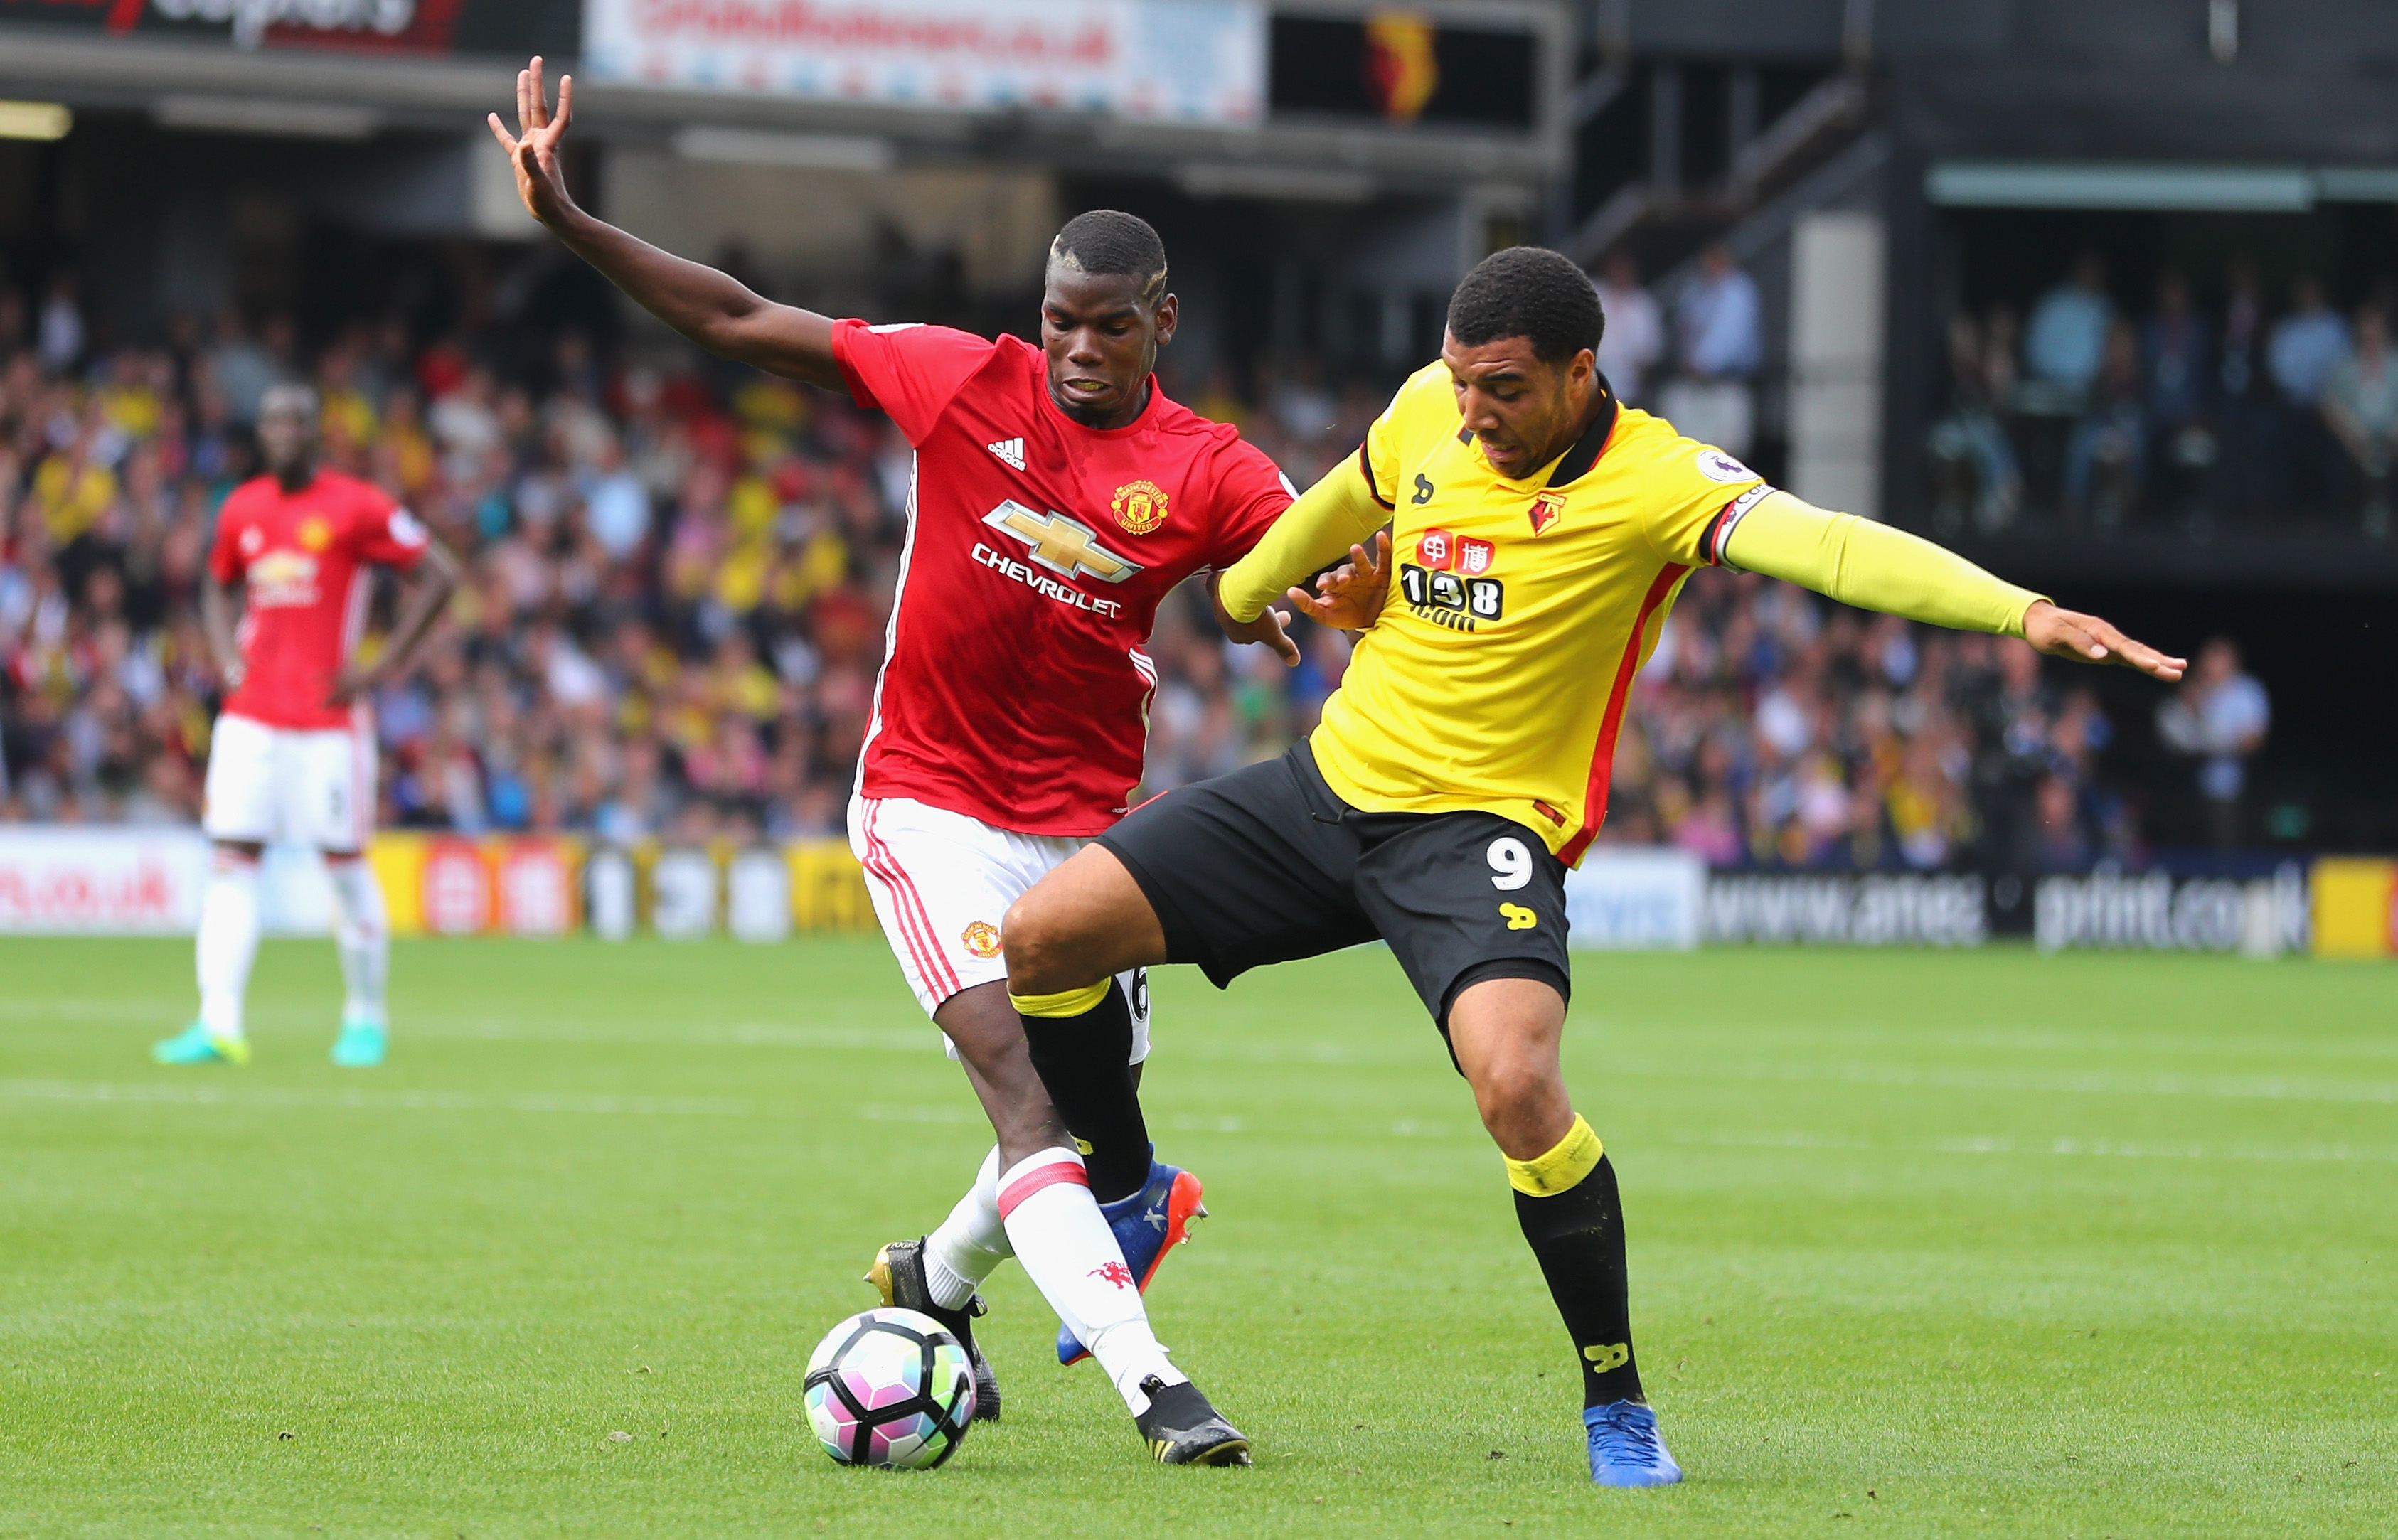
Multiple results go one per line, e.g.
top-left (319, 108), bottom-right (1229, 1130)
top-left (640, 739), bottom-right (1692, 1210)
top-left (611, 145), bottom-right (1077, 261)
top-left (0, 287), bottom-right (2154, 875)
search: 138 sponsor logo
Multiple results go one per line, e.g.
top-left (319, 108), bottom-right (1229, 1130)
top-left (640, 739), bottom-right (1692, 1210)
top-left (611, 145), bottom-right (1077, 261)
top-left (1399, 526), bottom-right (1503, 628)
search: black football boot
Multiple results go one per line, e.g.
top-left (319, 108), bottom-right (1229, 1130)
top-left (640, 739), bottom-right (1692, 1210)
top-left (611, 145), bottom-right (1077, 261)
top-left (865, 1237), bottom-right (1001, 1422)
top-left (1133, 1375), bottom-right (1252, 1465)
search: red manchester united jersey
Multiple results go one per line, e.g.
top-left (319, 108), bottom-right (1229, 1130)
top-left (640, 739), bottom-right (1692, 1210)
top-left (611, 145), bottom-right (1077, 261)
top-left (208, 469), bottom-right (428, 731)
top-left (835, 320), bottom-right (1292, 835)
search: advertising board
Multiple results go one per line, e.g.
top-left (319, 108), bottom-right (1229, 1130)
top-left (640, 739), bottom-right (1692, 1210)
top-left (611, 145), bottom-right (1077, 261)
top-left (582, 0), bottom-right (1265, 125)
top-left (0, 0), bottom-right (577, 55)
top-left (0, 828), bottom-right (209, 934)
top-left (1702, 873), bottom-right (1991, 948)
top-left (1562, 848), bottom-right (1705, 951)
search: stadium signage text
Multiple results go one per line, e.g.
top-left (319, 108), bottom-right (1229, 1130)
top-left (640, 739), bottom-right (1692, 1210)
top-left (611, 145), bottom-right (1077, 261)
top-left (582, 0), bottom-right (1267, 125)
top-left (150, 0), bottom-right (412, 49)
top-left (7, 0), bottom-right (452, 50)
top-left (2034, 867), bottom-right (2308, 956)
top-left (1702, 874), bottom-right (1991, 948)
top-left (0, 829), bottom-right (207, 934)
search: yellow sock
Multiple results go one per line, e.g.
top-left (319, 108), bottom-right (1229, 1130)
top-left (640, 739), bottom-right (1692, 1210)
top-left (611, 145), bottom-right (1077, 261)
top-left (1505, 1114), bottom-right (1604, 1197)
top-left (1009, 980), bottom-right (1112, 1018)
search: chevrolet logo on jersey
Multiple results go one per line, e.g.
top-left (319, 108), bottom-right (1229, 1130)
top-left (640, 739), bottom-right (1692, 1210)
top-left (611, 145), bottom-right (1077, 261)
top-left (246, 548), bottom-right (320, 609)
top-left (981, 502), bottom-right (1142, 584)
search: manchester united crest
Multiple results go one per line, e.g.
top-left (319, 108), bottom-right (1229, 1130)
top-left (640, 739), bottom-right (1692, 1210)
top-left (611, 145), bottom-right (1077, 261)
top-left (297, 516), bottom-right (334, 552)
top-left (961, 921), bottom-right (1002, 959)
top-left (1110, 479), bottom-right (1169, 535)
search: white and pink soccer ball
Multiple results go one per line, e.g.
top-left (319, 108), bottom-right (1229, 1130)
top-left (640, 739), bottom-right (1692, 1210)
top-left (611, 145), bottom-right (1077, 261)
top-left (804, 1308), bottom-right (976, 1470)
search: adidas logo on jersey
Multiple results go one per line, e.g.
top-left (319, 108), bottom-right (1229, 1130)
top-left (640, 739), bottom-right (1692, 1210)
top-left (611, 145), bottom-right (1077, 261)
top-left (987, 437), bottom-right (1026, 471)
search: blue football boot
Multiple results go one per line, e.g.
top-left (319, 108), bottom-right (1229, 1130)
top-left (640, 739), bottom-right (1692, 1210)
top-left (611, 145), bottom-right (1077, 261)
top-left (1584, 1400), bottom-right (1683, 1487)
top-left (1057, 1155), bottom-right (1207, 1366)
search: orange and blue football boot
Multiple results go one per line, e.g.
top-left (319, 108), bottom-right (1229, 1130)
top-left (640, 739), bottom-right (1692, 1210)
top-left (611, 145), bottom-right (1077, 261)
top-left (1057, 1154), bottom-right (1206, 1365)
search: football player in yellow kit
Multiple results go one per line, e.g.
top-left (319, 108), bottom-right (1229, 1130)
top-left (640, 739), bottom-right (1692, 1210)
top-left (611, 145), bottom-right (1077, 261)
top-left (995, 246), bottom-right (2185, 1485)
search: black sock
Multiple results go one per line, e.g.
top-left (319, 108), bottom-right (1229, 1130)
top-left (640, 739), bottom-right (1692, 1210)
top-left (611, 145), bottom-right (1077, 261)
top-left (1513, 1154), bottom-right (1644, 1407)
top-left (1018, 978), bottom-right (1152, 1203)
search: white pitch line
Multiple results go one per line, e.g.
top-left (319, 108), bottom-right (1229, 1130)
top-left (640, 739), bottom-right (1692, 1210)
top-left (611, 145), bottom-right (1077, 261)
top-left (1671, 1128), bottom-right (2398, 1165)
top-left (1613, 1058), bottom-right (2398, 1106)
top-left (6, 1079), bottom-right (2391, 1167)
top-left (0, 1079), bottom-right (752, 1118)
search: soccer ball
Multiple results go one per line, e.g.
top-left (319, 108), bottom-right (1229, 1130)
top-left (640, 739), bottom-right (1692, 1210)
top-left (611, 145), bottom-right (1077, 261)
top-left (803, 1307), bottom-right (976, 1470)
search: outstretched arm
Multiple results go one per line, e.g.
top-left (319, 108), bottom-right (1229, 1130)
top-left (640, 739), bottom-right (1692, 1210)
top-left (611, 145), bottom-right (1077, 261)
top-left (487, 58), bottom-right (843, 390)
top-left (1723, 491), bottom-right (2186, 680)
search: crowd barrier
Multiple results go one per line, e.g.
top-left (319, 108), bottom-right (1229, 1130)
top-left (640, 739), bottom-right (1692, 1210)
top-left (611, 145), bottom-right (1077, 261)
top-left (1, 830), bottom-right (2389, 958)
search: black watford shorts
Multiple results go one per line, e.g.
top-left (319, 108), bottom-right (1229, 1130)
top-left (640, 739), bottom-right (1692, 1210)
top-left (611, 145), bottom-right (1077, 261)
top-left (1096, 742), bottom-right (1572, 1042)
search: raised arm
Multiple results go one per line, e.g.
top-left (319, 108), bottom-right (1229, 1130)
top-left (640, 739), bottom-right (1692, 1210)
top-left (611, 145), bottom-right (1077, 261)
top-left (487, 58), bottom-right (843, 390)
top-left (1722, 491), bottom-right (2186, 680)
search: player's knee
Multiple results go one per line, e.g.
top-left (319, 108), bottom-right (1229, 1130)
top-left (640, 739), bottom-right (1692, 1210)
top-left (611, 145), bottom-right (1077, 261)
top-left (1469, 1059), bottom-right (1559, 1138)
top-left (1000, 892), bottom-right (1073, 994)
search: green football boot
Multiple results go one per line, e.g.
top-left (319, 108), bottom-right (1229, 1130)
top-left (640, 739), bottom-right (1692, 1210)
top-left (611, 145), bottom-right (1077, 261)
top-left (330, 1017), bottom-right (388, 1068)
top-left (152, 1022), bottom-right (250, 1066)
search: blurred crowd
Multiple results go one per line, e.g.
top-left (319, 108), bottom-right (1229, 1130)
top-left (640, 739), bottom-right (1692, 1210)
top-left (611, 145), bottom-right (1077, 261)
top-left (1602, 571), bottom-right (2140, 872)
top-left (0, 272), bottom-right (2214, 867)
top-left (1934, 251), bottom-right (2398, 537)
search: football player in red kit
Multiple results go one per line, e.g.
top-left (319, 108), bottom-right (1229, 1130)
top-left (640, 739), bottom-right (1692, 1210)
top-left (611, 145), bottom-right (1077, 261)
top-left (492, 58), bottom-right (1294, 1463)
top-left (154, 383), bottom-right (460, 1069)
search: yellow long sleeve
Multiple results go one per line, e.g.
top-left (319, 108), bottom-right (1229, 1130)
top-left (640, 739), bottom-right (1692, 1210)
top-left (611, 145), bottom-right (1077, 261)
top-left (1722, 491), bottom-right (2045, 637)
top-left (1217, 451), bottom-right (1388, 624)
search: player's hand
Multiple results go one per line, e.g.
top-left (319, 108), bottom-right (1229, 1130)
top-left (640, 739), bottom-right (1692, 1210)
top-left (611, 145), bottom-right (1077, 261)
top-left (323, 662), bottom-right (380, 709)
top-left (1208, 574), bottom-right (1301, 667)
top-left (1288, 530), bottom-right (1390, 632)
top-left (486, 55), bottom-right (577, 228)
top-left (2023, 600), bottom-right (2186, 682)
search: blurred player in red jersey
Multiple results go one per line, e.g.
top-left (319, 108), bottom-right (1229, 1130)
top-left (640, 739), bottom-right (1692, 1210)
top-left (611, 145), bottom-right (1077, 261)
top-left (491, 60), bottom-right (1297, 1462)
top-left (153, 385), bottom-right (460, 1071)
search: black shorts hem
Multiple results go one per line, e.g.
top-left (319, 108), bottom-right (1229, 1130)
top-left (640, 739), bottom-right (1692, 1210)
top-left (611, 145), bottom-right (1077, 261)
top-left (1093, 828), bottom-right (1240, 990)
top-left (1437, 957), bottom-right (1572, 1035)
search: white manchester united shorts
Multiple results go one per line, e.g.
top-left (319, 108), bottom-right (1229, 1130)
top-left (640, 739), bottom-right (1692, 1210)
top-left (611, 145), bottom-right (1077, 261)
top-left (202, 710), bottom-right (375, 854)
top-left (848, 793), bottom-right (1150, 1064)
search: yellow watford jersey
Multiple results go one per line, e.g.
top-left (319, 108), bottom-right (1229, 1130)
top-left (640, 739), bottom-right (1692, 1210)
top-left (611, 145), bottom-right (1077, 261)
top-left (1311, 361), bottom-right (1766, 863)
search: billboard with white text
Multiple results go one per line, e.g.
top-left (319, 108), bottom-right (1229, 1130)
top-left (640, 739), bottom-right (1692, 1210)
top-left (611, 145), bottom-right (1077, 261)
top-left (583, 0), bottom-right (1264, 125)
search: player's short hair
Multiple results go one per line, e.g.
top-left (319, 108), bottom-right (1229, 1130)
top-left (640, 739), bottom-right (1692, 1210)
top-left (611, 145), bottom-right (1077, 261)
top-left (1048, 210), bottom-right (1169, 305)
top-left (260, 382), bottom-right (322, 420)
top-left (1446, 246), bottom-right (1604, 366)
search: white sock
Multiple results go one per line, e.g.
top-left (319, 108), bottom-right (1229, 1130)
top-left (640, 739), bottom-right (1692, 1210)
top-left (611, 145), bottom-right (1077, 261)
top-left (195, 856), bottom-right (262, 1040)
top-left (996, 1148), bottom-right (1187, 1415)
top-left (324, 856), bottom-right (390, 1027)
top-left (924, 1146), bottom-right (1013, 1310)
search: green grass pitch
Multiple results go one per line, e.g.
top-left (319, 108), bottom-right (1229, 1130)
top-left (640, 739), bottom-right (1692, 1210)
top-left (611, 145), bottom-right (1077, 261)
top-left (2, 936), bottom-right (2393, 1538)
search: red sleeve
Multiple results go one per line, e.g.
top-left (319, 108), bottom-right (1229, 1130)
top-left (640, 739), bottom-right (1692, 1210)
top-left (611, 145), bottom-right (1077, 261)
top-left (207, 491), bottom-right (251, 585)
top-left (831, 319), bottom-right (997, 445)
top-left (1204, 437), bottom-right (1299, 571)
top-left (345, 483), bottom-right (430, 570)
